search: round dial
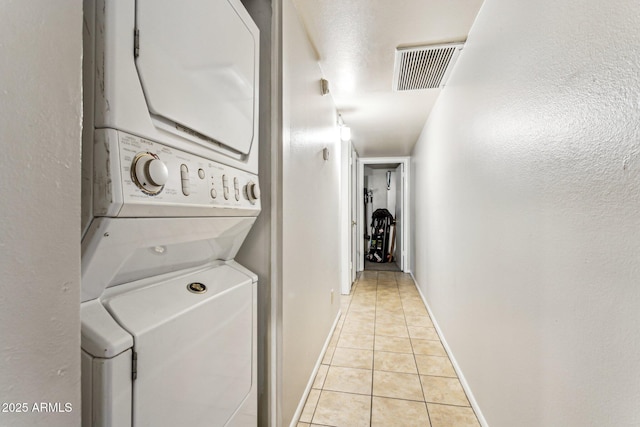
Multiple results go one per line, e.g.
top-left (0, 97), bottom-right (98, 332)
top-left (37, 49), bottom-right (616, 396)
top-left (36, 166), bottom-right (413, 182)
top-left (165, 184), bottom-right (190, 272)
top-left (246, 181), bottom-right (260, 202)
top-left (131, 152), bottom-right (168, 195)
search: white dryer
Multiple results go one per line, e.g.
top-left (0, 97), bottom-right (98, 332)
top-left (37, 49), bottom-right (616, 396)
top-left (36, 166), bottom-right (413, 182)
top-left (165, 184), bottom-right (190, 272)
top-left (80, 0), bottom-right (261, 426)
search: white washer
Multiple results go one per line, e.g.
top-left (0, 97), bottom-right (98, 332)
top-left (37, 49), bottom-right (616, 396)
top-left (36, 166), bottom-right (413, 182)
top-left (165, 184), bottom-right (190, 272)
top-left (80, 0), bottom-right (261, 426)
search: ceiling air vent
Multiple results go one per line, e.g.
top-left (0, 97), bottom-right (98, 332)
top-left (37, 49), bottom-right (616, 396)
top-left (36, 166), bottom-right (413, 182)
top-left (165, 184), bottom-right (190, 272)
top-left (392, 42), bottom-right (464, 91)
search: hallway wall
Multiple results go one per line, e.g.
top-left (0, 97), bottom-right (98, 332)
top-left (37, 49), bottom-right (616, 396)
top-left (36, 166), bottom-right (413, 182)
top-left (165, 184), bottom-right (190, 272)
top-left (411, 0), bottom-right (640, 426)
top-left (0, 1), bottom-right (82, 426)
top-left (280, 0), bottom-right (342, 424)
top-left (236, 0), bottom-right (273, 424)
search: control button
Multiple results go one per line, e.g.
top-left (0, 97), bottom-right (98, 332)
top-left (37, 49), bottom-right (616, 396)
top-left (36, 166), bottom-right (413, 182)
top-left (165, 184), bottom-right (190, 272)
top-left (246, 181), bottom-right (260, 203)
top-left (180, 164), bottom-right (190, 196)
top-left (131, 152), bottom-right (167, 195)
top-left (222, 174), bottom-right (230, 200)
top-left (233, 177), bottom-right (239, 189)
top-left (235, 190), bottom-right (240, 201)
top-left (198, 168), bottom-right (205, 179)
top-left (210, 188), bottom-right (217, 199)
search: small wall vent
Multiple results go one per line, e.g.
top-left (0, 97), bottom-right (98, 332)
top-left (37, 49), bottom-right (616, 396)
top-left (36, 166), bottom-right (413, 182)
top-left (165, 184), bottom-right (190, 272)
top-left (392, 42), bottom-right (464, 91)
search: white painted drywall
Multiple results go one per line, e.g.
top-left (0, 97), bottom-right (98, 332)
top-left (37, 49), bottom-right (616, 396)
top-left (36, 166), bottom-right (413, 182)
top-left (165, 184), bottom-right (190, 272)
top-left (281, 0), bottom-right (342, 424)
top-left (0, 1), bottom-right (82, 426)
top-left (236, 0), bottom-right (273, 424)
top-left (365, 169), bottom-right (397, 225)
top-left (411, 0), bottom-right (640, 425)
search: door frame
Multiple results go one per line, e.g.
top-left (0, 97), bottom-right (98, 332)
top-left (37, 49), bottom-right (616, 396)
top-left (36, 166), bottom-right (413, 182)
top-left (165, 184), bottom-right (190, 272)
top-left (350, 145), bottom-right (358, 284)
top-left (341, 140), bottom-right (359, 295)
top-left (357, 157), bottom-right (410, 273)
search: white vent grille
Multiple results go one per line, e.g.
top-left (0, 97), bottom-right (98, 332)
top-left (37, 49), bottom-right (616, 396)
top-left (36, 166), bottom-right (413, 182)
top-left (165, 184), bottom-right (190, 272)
top-left (393, 43), bottom-right (464, 91)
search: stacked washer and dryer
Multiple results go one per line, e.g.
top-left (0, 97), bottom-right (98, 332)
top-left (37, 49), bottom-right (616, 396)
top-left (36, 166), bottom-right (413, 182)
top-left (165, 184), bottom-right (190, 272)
top-left (80, 1), bottom-right (261, 426)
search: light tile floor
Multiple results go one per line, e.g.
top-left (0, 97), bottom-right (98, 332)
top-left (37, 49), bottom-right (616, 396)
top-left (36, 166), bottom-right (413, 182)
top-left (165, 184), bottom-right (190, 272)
top-left (297, 271), bottom-right (481, 427)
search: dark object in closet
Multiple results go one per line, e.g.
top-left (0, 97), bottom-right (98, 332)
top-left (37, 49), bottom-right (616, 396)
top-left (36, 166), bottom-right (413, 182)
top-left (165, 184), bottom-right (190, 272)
top-left (367, 208), bottom-right (394, 263)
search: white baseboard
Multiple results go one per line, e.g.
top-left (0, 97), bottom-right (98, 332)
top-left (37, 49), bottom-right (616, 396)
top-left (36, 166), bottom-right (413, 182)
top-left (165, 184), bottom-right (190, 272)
top-left (410, 272), bottom-right (489, 427)
top-left (289, 309), bottom-right (342, 427)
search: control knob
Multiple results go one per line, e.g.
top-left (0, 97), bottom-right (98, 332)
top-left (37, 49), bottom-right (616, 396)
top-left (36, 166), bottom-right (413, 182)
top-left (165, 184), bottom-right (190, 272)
top-left (246, 181), bottom-right (260, 203)
top-left (131, 152), bottom-right (168, 195)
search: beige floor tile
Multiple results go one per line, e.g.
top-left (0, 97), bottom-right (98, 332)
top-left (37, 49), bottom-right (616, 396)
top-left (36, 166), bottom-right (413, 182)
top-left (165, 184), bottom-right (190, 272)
top-left (331, 347), bottom-right (373, 370)
top-left (328, 331), bottom-right (340, 348)
top-left (377, 293), bottom-right (400, 300)
top-left (415, 355), bottom-right (456, 377)
top-left (371, 397), bottom-right (431, 427)
top-left (345, 312), bottom-right (375, 325)
top-left (357, 282), bottom-right (377, 289)
top-left (376, 313), bottom-right (405, 324)
top-left (428, 403), bottom-right (480, 427)
top-left (377, 292), bottom-right (401, 299)
top-left (341, 320), bottom-right (375, 336)
top-left (312, 364), bottom-right (329, 389)
top-left (411, 339), bottom-right (447, 356)
top-left (373, 371), bottom-right (424, 401)
top-left (337, 333), bottom-right (374, 350)
top-left (378, 303), bottom-right (405, 312)
top-left (347, 305), bottom-right (376, 315)
top-left (382, 307), bottom-right (406, 317)
top-left (400, 295), bottom-right (424, 303)
top-left (421, 376), bottom-right (470, 406)
top-left (374, 351), bottom-right (417, 374)
top-left (352, 299), bottom-right (377, 308)
top-left (323, 366), bottom-right (372, 395)
top-left (312, 391), bottom-right (371, 427)
top-left (375, 336), bottom-right (413, 353)
top-left (322, 345), bottom-right (336, 364)
top-left (376, 322), bottom-right (409, 338)
top-left (408, 325), bottom-right (439, 340)
top-left (299, 389), bottom-right (321, 423)
top-left (297, 423), bottom-right (310, 427)
top-left (405, 315), bottom-right (434, 328)
top-left (403, 305), bottom-right (429, 316)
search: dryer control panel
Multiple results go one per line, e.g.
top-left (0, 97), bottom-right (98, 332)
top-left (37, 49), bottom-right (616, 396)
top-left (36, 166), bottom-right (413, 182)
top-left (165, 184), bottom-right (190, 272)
top-left (93, 129), bottom-right (261, 218)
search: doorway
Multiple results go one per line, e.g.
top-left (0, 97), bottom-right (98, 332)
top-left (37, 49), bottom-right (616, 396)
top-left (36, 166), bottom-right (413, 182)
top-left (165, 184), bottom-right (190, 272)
top-left (357, 157), bottom-right (410, 273)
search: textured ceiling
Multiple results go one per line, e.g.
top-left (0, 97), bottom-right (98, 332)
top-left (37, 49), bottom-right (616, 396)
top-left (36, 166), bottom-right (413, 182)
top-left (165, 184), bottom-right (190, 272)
top-left (292, 0), bottom-right (484, 157)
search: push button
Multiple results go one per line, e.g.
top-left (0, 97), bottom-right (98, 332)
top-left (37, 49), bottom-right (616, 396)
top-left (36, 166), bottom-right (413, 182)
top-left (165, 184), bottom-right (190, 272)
top-left (222, 174), bottom-right (230, 200)
top-left (180, 164), bottom-right (190, 196)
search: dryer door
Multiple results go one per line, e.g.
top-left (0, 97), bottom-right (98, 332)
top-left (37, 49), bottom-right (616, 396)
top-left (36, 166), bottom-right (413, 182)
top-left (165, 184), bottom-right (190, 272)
top-left (104, 265), bottom-right (253, 427)
top-left (135, 0), bottom-right (258, 155)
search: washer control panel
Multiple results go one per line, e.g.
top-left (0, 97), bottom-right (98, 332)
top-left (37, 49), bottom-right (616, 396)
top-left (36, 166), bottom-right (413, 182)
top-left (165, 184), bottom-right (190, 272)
top-left (93, 130), bottom-right (260, 218)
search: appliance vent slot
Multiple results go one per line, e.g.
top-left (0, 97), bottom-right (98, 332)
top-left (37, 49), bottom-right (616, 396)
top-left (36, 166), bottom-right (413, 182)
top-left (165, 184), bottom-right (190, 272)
top-left (393, 43), bottom-right (464, 91)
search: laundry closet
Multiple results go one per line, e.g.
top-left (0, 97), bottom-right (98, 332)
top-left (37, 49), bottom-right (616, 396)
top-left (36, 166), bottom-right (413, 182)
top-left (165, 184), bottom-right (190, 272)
top-left (80, 1), bottom-right (261, 426)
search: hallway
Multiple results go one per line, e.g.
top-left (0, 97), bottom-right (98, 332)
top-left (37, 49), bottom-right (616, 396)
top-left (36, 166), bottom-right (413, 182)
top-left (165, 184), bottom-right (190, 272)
top-left (297, 272), bottom-right (480, 427)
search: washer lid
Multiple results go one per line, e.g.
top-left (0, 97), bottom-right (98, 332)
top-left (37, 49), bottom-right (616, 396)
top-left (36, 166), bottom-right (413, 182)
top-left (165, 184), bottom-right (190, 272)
top-left (103, 265), bottom-right (254, 427)
top-left (135, 0), bottom-right (258, 155)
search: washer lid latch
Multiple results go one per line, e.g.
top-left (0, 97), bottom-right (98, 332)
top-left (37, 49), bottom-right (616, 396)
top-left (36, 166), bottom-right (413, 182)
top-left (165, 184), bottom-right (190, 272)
top-left (187, 282), bottom-right (207, 294)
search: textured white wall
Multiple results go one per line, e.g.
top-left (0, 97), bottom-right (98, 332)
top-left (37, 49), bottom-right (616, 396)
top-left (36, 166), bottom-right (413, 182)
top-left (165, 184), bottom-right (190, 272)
top-left (412, 0), bottom-right (640, 426)
top-left (281, 0), bottom-right (342, 424)
top-left (235, 0), bottom-right (273, 424)
top-left (366, 169), bottom-right (392, 220)
top-left (0, 1), bottom-right (82, 426)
